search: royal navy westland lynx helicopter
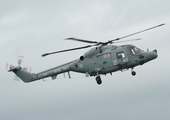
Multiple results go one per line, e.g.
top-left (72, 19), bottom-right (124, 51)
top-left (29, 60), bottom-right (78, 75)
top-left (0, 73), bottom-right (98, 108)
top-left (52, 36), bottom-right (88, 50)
top-left (8, 24), bottom-right (164, 84)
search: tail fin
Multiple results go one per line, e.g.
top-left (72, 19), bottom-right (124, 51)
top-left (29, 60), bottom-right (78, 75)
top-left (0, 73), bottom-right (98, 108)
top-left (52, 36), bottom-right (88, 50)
top-left (8, 66), bottom-right (38, 83)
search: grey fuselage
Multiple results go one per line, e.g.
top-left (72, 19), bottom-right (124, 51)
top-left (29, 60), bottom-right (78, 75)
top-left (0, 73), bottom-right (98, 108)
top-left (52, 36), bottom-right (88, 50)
top-left (9, 44), bottom-right (157, 83)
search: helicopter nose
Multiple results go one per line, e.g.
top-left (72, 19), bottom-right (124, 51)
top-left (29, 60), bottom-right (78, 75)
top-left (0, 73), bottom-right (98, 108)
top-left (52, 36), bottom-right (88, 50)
top-left (144, 49), bottom-right (158, 62)
top-left (151, 49), bottom-right (158, 59)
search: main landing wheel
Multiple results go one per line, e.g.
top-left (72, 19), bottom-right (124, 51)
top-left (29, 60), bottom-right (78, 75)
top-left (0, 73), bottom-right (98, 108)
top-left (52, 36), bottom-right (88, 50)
top-left (131, 71), bottom-right (136, 76)
top-left (96, 76), bottom-right (102, 85)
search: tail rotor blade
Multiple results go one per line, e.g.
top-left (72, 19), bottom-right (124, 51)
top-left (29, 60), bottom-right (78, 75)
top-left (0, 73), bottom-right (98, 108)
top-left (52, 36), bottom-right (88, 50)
top-left (6, 63), bottom-right (9, 70)
top-left (6, 63), bottom-right (13, 70)
top-left (14, 75), bottom-right (20, 81)
top-left (18, 56), bottom-right (24, 66)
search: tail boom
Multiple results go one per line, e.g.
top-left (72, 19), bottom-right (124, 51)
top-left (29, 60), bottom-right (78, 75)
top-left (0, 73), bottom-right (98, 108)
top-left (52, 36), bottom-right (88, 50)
top-left (8, 59), bottom-right (78, 83)
top-left (8, 66), bottom-right (38, 83)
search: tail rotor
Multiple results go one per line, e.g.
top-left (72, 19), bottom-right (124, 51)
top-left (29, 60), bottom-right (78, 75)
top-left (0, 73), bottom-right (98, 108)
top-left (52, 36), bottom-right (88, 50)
top-left (6, 55), bottom-right (32, 81)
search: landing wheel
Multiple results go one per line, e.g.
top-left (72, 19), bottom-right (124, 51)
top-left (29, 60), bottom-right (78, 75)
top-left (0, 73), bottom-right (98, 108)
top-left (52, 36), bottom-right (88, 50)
top-left (96, 76), bottom-right (102, 85)
top-left (131, 71), bottom-right (136, 76)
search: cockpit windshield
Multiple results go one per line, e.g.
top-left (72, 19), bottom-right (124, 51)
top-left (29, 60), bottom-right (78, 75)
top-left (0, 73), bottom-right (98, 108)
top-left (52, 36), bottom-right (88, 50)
top-left (133, 46), bottom-right (141, 53)
top-left (130, 46), bottom-right (141, 55)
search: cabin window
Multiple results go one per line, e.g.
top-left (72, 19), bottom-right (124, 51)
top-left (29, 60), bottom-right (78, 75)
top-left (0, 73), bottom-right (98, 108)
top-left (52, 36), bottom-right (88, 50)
top-left (116, 52), bottom-right (125, 59)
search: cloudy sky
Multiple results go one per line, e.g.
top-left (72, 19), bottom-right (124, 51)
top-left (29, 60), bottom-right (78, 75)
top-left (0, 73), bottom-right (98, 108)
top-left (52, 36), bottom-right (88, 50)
top-left (1, 0), bottom-right (170, 120)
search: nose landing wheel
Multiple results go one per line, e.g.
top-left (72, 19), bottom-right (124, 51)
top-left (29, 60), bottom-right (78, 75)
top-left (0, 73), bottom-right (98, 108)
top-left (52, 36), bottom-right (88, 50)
top-left (96, 76), bottom-right (102, 85)
top-left (131, 68), bottom-right (136, 76)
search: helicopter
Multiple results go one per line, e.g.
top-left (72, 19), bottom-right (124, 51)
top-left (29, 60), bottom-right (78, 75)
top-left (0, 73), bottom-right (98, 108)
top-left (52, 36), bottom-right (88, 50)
top-left (8, 24), bottom-right (164, 85)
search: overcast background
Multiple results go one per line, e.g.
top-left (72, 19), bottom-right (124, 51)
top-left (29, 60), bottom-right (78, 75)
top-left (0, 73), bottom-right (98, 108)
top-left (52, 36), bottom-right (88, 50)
top-left (1, 0), bottom-right (170, 120)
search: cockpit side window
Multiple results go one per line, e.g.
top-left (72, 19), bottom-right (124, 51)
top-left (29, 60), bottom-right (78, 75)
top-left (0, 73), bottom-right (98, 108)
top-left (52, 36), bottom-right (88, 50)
top-left (116, 51), bottom-right (125, 59)
top-left (130, 47), bottom-right (135, 55)
top-left (129, 46), bottom-right (141, 55)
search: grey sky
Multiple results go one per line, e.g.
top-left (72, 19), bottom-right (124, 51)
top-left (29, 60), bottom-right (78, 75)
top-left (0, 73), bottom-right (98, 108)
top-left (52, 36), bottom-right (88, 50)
top-left (1, 0), bottom-right (170, 120)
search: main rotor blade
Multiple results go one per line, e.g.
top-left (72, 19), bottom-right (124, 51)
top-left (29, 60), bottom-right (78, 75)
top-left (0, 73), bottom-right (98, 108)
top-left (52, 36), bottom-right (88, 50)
top-left (65, 37), bottom-right (98, 44)
top-left (42, 45), bottom-right (91, 57)
top-left (113, 38), bottom-right (142, 43)
top-left (108, 23), bottom-right (165, 43)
